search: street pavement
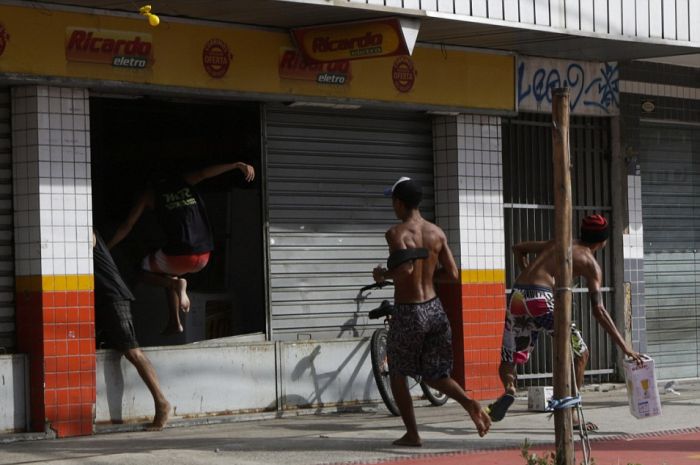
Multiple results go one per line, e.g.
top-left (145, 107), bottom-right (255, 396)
top-left (1, 380), bottom-right (699, 465)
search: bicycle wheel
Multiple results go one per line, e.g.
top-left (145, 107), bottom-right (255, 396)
top-left (420, 382), bottom-right (448, 406)
top-left (370, 328), bottom-right (400, 416)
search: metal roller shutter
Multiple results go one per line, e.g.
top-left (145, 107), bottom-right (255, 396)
top-left (265, 104), bottom-right (434, 341)
top-left (640, 122), bottom-right (700, 380)
top-left (0, 88), bottom-right (14, 352)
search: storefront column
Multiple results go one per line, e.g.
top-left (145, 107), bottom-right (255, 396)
top-left (12, 86), bottom-right (95, 436)
top-left (623, 170), bottom-right (646, 353)
top-left (433, 114), bottom-right (505, 401)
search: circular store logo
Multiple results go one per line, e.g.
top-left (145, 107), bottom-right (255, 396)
top-left (641, 100), bottom-right (656, 113)
top-left (392, 56), bottom-right (416, 93)
top-left (0, 24), bottom-right (10, 57)
top-left (203, 38), bottom-right (232, 78)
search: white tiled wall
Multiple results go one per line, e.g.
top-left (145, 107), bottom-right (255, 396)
top-left (433, 114), bottom-right (504, 270)
top-left (12, 86), bottom-right (93, 277)
top-left (623, 174), bottom-right (644, 259)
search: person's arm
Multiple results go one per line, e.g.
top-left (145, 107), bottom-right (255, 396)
top-left (106, 191), bottom-right (153, 249)
top-left (434, 231), bottom-right (459, 283)
top-left (584, 257), bottom-right (644, 365)
top-left (373, 229), bottom-right (412, 283)
top-left (512, 240), bottom-right (549, 271)
top-left (182, 162), bottom-right (255, 186)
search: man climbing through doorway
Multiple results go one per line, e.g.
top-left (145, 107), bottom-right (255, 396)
top-left (93, 230), bottom-right (171, 430)
top-left (372, 176), bottom-right (491, 447)
top-left (107, 161), bottom-right (255, 334)
top-left (488, 214), bottom-right (644, 431)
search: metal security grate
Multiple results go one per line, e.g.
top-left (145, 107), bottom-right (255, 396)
top-left (502, 112), bottom-right (614, 385)
top-left (265, 104), bottom-right (434, 341)
top-left (0, 88), bottom-right (14, 352)
top-left (640, 122), bottom-right (700, 380)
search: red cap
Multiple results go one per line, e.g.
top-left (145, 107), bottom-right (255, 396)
top-left (580, 214), bottom-right (609, 243)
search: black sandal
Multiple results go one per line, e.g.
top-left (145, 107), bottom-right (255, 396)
top-left (486, 393), bottom-right (515, 422)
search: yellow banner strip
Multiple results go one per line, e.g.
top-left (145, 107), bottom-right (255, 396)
top-left (16, 275), bottom-right (94, 292)
top-left (461, 269), bottom-right (506, 284)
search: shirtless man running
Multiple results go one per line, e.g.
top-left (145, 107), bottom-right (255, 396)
top-left (373, 177), bottom-right (491, 447)
top-left (487, 214), bottom-right (644, 430)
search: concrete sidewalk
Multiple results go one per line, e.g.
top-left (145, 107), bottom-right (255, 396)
top-left (1, 380), bottom-right (698, 465)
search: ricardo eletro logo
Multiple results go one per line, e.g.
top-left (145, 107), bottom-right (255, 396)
top-left (203, 38), bottom-right (232, 78)
top-left (65, 27), bottom-right (154, 69)
top-left (292, 18), bottom-right (408, 64)
top-left (278, 48), bottom-right (352, 85)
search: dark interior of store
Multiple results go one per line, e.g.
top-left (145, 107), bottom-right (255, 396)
top-left (90, 96), bottom-right (265, 347)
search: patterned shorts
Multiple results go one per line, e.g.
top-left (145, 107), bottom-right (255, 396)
top-left (501, 285), bottom-right (588, 365)
top-left (387, 297), bottom-right (453, 381)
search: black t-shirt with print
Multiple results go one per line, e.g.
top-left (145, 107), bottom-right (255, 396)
top-left (154, 176), bottom-right (214, 255)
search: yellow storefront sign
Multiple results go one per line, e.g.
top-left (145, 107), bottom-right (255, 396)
top-left (0, 5), bottom-right (514, 111)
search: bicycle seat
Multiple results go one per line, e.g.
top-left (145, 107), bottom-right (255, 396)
top-left (368, 300), bottom-right (394, 320)
top-left (387, 248), bottom-right (428, 270)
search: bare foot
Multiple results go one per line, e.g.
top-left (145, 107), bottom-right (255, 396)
top-left (392, 433), bottom-right (422, 447)
top-left (176, 278), bottom-right (190, 312)
top-left (573, 420), bottom-right (599, 432)
top-left (145, 400), bottom-right (171, 431)
top-left (466, 400), bottom-right (491, 437)
top-left (161, 322), bottom-right (183, 335)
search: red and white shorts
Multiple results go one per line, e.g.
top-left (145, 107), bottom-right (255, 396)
top-left (142, 249), bottom-right (211, 276)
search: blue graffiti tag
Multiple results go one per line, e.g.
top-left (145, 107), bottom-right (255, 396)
top-left (583, 62), bottom-right (619, 112)
top-left (518, 60), bottom-right (619, 114)
top-left (566, 63), bottom-right (585, 109)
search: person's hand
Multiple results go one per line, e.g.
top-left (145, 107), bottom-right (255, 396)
top-left (373, 266), bottom-right (387, 283)
top-left (626, 350), bottom-right (645, 366)
top-left (239, 163), bottom-right (255, 182)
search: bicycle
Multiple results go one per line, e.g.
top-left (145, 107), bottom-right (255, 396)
top-left (356, 281), bottom-right (448, 416)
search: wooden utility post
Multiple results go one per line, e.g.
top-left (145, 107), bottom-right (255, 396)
top-left (552, 88), bottom-right (574, 465)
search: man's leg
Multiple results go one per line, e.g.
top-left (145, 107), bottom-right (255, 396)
top-left (124, 348), bottom-right (172, 430)
top-left (162, 285), bottom-right (183, 335)
top-left (423, 377), bottom-right (490, 437)
top-left (389, 373), bottom-right (421, 447)
top-left (573, 348), bottom-right (589, 393)
top-left (572, 348), bottom-right (597, 430)
top-left (488, 293), bottom-right (520, 421)
top-left (499, 361), bottom-right (517, 396)
top-left (140, 271), bottom-right (188, 334)
top-left (485, 360), bottom-right (518, 422)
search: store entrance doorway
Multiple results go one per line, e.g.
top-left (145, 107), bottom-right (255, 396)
top-left (90, 96), bottom-right (265, 347)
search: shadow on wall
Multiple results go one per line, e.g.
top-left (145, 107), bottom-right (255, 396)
top-left (278, 341), bottom-right (374, 413)
top-left (101, 351), bottom-right (126, 423)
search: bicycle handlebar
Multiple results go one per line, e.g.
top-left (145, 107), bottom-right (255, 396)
top-left (358, 281), bottom-right (394, 294)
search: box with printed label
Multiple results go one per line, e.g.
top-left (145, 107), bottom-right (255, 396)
top-left (624, 356), bottom-right (662, 419)
top-left (528, 386), bottom-right (554, 412)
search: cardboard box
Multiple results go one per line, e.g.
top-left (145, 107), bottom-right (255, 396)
top-left (624, 356), bottom-right (662, 419)
top-left (528, 386), bottom-right (554, 411)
